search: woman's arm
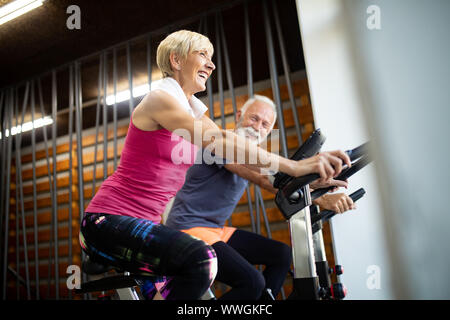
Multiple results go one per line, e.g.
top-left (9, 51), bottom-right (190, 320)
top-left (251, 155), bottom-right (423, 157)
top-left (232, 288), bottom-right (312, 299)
top-left (138, 90), bottom-right (350, 179)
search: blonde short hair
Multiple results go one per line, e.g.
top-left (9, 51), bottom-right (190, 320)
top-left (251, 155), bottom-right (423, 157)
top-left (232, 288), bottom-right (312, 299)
top-left (157, 30), bottom-right (214, 78)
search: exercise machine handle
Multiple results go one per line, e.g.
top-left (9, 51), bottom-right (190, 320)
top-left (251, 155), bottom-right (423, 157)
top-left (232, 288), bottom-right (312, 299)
top-left (346, 141), bottom-right (370, 162)
top-left (310, 154), bottom-right (371, 200)
top-left (273, 128), bottom-right (326, 189)
top-left (280, 143), bottom-right (371, 199)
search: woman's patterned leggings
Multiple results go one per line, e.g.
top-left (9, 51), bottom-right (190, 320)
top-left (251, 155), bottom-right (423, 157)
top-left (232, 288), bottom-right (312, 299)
top-left (79, 212), bottom-right (217, 300)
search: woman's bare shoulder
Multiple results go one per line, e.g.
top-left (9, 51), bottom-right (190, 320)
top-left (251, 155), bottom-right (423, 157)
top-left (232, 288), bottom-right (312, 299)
top-left (142, 89), bottom-right (175, 108)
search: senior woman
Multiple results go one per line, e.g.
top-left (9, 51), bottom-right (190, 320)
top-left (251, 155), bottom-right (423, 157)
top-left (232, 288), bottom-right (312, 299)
top-left (79, 30), bottom-right (351, 300)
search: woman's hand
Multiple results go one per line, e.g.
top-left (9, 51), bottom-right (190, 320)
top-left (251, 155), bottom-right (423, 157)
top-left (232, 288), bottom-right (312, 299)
top-left (291, 150), bottom-right (351, 180)
top-left (313, 193), bottom-right (355, 213)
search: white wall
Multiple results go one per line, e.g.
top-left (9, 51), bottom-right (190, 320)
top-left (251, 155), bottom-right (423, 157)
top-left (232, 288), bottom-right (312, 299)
top-left (296, 0), bottom-right (393, 299)
top-left (297, 0), bottom-right (450, 299)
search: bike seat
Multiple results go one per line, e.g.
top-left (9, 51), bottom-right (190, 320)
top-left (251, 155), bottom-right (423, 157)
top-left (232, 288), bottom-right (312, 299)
top-left (82, 255), bottom-right (115, 275)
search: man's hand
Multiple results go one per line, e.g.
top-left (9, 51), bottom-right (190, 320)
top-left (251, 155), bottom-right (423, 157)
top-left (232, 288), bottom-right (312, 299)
top-left (313, 193), bottom-right (355, 214)
top-left (258, 175), bottom-right (278, 194)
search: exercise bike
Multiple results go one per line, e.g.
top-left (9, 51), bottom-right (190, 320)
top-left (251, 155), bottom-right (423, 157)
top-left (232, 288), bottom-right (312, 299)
top-left (273, 129), bottom-right (372, 300)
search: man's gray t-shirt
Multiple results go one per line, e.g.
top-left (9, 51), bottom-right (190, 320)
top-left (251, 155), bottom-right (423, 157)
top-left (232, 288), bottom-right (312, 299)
top-left (165, 152), bottom-right (249, 230)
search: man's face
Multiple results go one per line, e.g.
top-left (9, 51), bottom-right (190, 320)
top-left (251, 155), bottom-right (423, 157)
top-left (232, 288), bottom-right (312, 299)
top-left (235, 100), bottom-right (275, 144)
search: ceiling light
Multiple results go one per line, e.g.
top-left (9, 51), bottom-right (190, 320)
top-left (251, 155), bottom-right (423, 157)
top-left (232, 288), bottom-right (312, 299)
top-left (0, 116), bottom-right (53, 139)
top-left (106, 83), bottom-right (151, 106)
top-left (0, 0), bottom-right (45, 26)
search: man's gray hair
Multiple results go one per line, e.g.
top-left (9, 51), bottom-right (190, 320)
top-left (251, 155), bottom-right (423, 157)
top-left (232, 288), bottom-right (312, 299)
top-left (240, 94), bottom-right (278, 129)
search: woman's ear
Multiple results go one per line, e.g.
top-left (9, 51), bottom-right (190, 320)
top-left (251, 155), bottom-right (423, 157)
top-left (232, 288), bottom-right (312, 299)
top-left (170, 52), bottom-right (182, 71)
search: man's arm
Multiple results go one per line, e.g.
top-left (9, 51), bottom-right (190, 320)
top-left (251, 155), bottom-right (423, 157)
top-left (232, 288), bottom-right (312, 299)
top-left (224, 163), bottom-right (278, 194)
top-left (312, 193), bottom-right (355, 213)
top-left (225, 164), bottom-right (355, 214)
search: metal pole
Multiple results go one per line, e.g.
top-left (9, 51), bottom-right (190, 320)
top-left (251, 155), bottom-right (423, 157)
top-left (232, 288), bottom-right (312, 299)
top-left (256, 188), bottom-right (271, 239)
top-left (101, 53), bottom-right (110, 299)
top-left (51, 71), bottom-right (59, 300)
top-left (103, 52), bottom-right (109, 181)
top-left (113, 49), bottom-right (118, 171)
top-left (0, 91), bottom-right (5, 271)
top-left (30, 80), bottom-right (40, 299)
top-left (219, 13), bottom-right (237, 116)
top-left (67, 65), bottom-right (74, 300)
top-left (1, 91), bottom-right (13, 300)
top-left (37, 78), bottom-right (55, 299)
top-left (244, 1), bottom-right (256, 234)
top-left (0, 91), bottom-right (5, 262)
top-left (215, 13), bottom-right (226, 129)
top-left (219, 12), bottom-right (240, 227)
top-left (16, 83), bottom-right (31, 300)
top-left (203, 17), bottom-right (215, 120)
top-left (12, 88), bottom-right (20, 300)
top-left (271, 0), bottom-right (302, 143)
top-left (126, 42), bottom-right (134, 117)
top-left (74, 62), bottom-right (87, 299)
top-left (245, 186), bottom-right (256, 233)
top-left (75, 62), bottom-right (85, 223)
top-left (255, 184), bottom-right (260, 236)
top-left (262, 0), bottom-right (288, 158)
top-left (91, 55), bottom-right (103, 201)
top-left (254, 184), bottom-right (263, 272)
top-left (244, 1), bottom-right (254, 98)
top-left (14, 89), bottom-right (20, 299)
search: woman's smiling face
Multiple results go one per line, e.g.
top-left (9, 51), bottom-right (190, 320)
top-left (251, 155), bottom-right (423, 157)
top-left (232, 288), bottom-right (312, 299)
top-left (177, 49), bottom-right (215, 95)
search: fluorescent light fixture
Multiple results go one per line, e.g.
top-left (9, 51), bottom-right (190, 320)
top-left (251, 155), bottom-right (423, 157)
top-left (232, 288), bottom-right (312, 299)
top-left (0, 0), bottom-right (45, 26)
top-left (0, 116), bottom-right (53, 139)
top-left (106, 83), bottom-right (151, 106)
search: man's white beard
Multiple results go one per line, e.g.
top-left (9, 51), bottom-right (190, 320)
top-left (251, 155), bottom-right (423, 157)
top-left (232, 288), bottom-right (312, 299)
top-left (235, 125), bottom-right (263, 144)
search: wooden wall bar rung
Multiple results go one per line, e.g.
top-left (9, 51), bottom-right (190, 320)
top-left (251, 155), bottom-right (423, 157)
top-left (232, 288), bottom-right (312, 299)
top-left (7, 282), bottom-right (78, 300)
top-left (230, 207), bottom-right (285, 227)
top-left (212, 78), bottom-right (310, 118)
top-left (16, 144), bottom-right (124, 182)
top-left (9, 223), bottom-right (79, 245)
top-left (8, 240), bottom-right (81, 262)
top-left (9, 206), bottom-right (80, 230)
top-left (18, 125), bottom-right (129, 165)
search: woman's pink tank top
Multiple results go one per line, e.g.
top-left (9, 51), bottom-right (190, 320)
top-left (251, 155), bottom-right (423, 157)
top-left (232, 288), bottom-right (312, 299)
top-left (85, 120), bottom-right (198, 223)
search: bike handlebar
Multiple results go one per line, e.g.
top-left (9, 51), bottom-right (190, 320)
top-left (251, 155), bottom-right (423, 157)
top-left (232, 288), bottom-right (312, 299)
top-left (281, 145), bottom-right (371, 199)
top-left (273, 129), bottom-right (326, 189)
top-left (310, 154), bottom-right (371, 200)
